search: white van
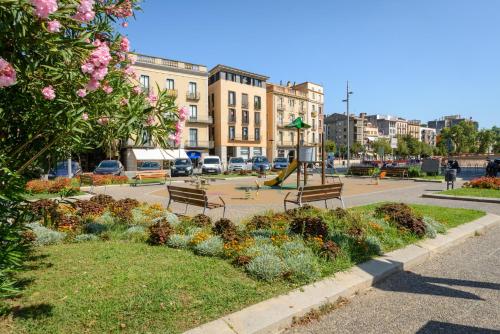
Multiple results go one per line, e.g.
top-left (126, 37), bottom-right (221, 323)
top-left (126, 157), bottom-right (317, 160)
top-left (201, 156), bottom-right (222, 174)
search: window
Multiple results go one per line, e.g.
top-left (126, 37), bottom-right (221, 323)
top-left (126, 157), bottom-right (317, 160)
top-left (253, 147), bottom-right (262, 156)
top-left (242, 127), bottom-right (248, 140)
top-left (189, 128), bottom-right (198, 146)
top-left (188, 82), bottom-right (197, 94)
top-left (242, 110), bottom-right (249, 124)
top-left (279, 131), bottom-right (283, 145)
top-left (210, 93), bottom-right (215, 108)
top-left (312, 133), bottom-right (316, 143)
top-left (255, 112), bottom-right (261, 125)
top-left (319, 106), bottom-right (322, 114)
top-left (290, 132), bottom-right (294, 143)
top-left (189, 105), bottom-right (197, 120)
top-left (255, 128), bottom-right (260, 140)
top-left (312, 118), bottom-right (316, 129)
top-left (254, 96), bottom-right (261, 110)
top-left (228, 91), bottom-right (236, 106)
top-left (312, 104), bottom-right (316, 112)
top-left (229, 108), bottom-right (236, 122)
top-left (166, 79), bottom-right (175, 90)
top-left (242, 93), bottom-right (249, 108)
top-left (278, 113), bottom-right (284, 126)
top-left (139, 75), bottom-right (150, 93)
top-left (229, 126), bottom-right (235, 140)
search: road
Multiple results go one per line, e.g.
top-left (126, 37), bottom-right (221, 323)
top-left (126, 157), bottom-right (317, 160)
top-left (285, 224), bottom-right (500, 334)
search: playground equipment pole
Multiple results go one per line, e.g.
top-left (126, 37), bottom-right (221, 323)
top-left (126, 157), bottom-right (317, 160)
top-left (296, 127), bottom-right (300, 188)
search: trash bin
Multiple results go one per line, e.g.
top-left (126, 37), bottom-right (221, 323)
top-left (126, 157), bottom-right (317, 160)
top-left (445, 169), bottom-right (457, 182)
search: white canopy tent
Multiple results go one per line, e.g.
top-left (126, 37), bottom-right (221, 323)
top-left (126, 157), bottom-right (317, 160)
top-left (131, 148), bottom-right (189, 161)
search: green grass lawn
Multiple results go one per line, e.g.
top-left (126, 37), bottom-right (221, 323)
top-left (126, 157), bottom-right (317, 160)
top-left (417, 175), bottom-right (444, 180)
top-left (3, 204), bottom-right (485, 334)
top-left (23, 191), bottom-right (87, 200)
top-left (439, 187), bottom-right (500, 199)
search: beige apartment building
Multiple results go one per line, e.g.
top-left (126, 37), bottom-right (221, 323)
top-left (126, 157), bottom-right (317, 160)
top-left (208, 65), bottom-right (268, 165)
top-left (266, 83), bottom-right (308, 161)
top-left (407, 120), bottom-right (421, 140)
top-left (125, 54), bottom-right (210, 170)
top-left (395, 118), bottom-right (408, 136)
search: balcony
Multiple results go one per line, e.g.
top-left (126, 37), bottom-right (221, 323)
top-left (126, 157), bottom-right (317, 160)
top-left (277, 121), bottom-right (286, 128)
top-left (184, 140), bottom-right (214, 149)
top-left (228, 136), bottom-right (261, 143)
top-left (165, 89), bottom-right (177, 97)
top-left (228, 116), bottom-right (237, 123)
top-left (186, 115), bottom-right (213, 124)
top-left (242, 101), bottom-right (249, 109)
top-left (228, 100), bottom-right (236, 107)
top-left (186, 91), bottom-right (200, 101)
top-left (242, 118), bottom-right (249, 125)
top-left (311, 111), bottom-right (318, 118)
top-left (277, 103), bottom-right (286, 111)
top-left (276, 140), bottom-right (295, 147)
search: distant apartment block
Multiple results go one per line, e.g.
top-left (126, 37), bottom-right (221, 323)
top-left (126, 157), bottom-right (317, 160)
top-left (324, 112), bottom-right (368, 148)
top-left (366, 114), bottom-right (399, 138)
top-left (420, 127), bottom-right (437, 146)
top-left (407, 120), bottom-right (421, 140)
top-left (127, 54), bottom-right (210, 169)
top-left (208, 65), bottom-right (268, 165)
top-left (427, 115), bottom-right (479, 134)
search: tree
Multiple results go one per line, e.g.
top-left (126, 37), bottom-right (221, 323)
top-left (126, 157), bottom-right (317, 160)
top-left (372, 138), bottom-right (392, 159)
top-left (476, 129), bottom-right (495, 154)
top-left (350, 141), bottom-right (363, 156)
top-left (324, 140), bottom-right (336, 154)
top-left (396, 138), bottom-right (409, 158)
top-left (493, 126), bottom-right (500, 153)
top-left (440, 121), bottom-right (477, 154)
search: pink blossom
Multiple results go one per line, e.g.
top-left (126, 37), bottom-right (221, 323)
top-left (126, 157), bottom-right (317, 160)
top-left (89, 42), bottom-right (111, 68)
top-left (120, 37), bottom-right (130, 52)
top-left (175, 121), bottom-right (184, 132)
top-left (31, 0), bottom-right (58, 19)
top-left (86, 78), bottom-right (100, 91)
top-left (91, 66), bottom-right (108, 80)
top-left (47, 20), bottom-right (61, 32)
top-left (106, 0), bottom-right (133, 18)
top-left (82, 112), bottom-right (89, 120)
top-left (102, 84), bottom-right (113, 94)
top-left (147, 93), bottom-right (158, 104)
top-left (123, 65), bottom-right (135, 77)
top-left (132, 86), bottom-right (141, 94)
top-left (97, 116), bottom-right (109, 125)
top-left (42, 85), bottom-right (56, 100)
top-left (120, 98), bottom-right (129, 106)
top-left (77, 88), bottom-right (87, 97)
top-left (146, 115), bottom-right (155, 126)
top-left (73, 0), bottom-right (95, 22)
top-left (168, 134), bottom-right (176, 141)
top-left (178, 106), bottom-right (188, 121)
top-left (121, 21), bottom-right (128, 28)
top-left (0, 58), bottom-right (16, 88)
top-left (117, 53), bottom-right (126, 62)
top-left (81, 62), bottom-right (94, 74)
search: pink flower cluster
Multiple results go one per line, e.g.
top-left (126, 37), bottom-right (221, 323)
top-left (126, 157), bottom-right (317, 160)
top-left (0, 58), bottom-right (16, 88)
top-left (170, 107), bottom-right (189, 146)
top-left (146, 115), bottom-right (155, 126)
top-left (73, 0), bottom-right (95, 22)
top-left (42, 85), bottom-right (56, 100)
top-left (120, 37), bottom-right (130, 52)
top-left (106, 0), bottom-right (133, 18)
top-left (97, 116), bottom-right (109, 125)
top-left (31, 0), bottom-right (58, 19)
top-left (147, 93), bottom-right (158, 104)
top-left (47, 20), bottom-right (61, 32)
top-left (81, 39), bottom-right (112, 91)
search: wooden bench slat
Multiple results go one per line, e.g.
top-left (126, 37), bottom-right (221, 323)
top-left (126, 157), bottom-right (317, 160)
top-left (168, 186), bottom-right (206, 194)
top-left (300, 194), bottom-right (342, 202)
top-left (301, 187), bottom-right (343, 196)
top-left (299, 184), bottom-right (343, 191)
top-left (168, 190), bottom-right (206, 201)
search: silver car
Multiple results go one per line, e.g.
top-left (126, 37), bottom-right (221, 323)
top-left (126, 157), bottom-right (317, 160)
top-left (228, 157), bottom-right (246, 172)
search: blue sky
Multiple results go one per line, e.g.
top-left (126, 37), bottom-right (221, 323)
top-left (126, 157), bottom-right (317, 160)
top-left (121, 0), bottom-right (500, 128)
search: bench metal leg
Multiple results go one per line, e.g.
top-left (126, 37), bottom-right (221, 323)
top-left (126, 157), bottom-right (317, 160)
top-left (222, 206), bottom-right (226, 218)
top-left (203, 206), bottom-right (206, 215)
top-left (185, 203), bottom-right (188, 214)
top-left (339, 197), bottom-right (345, 209)
top-left (167, 198), bottom-right (172, 210)
top-left (324, 199), bottom-right (328, 209)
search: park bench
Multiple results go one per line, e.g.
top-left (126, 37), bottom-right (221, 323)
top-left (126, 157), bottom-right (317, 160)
top-left (347, 165), bottom-right (375, 176)
top-left (167, 185), bottom-right (226, 217)
top-left (79, 173), bottom-right (95, 193)
top-left (381, 167), bottom-right (408, 179)
top-left (132, 170), bottom-right (169, 186)
top-left (283, 181), bottom-right (344, 211)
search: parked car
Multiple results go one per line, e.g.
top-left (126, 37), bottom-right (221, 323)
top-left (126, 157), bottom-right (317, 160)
top-left (201, 156), bottom-right (222, 174)
top-left (228, 157), bottom-right (246, 172)
top-left (137, 161), bottom-right (161, 171)
top-left (171, 158), bottom-right (193, 177)
top-left (272, 157), bottom-right (289, 170)
top-left (251, 156), bottom-right (270, 172)
top-left (48, 160), bottom-right (82, 179)
top-left (94, 160), bottom-right (124, 175)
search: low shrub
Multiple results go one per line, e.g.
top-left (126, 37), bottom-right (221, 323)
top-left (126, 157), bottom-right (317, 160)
top-left (407, 166), bottom-right (423, 177)
top-left (74, 200), bottom-right (106, 217)
top-left (57, 215), bottom-right (80, 231)
top-left (25, 178), bottom-right (79, 195)
top-left (331, 207), bottom-right (348, 219)
top-left (320, 240), bottom-right (341, 260)
top-left (27, 222), bottom-right (66, 246)
top-left (95, 211), bottom-right (116, 225)
top-left (246, 254), bottom-right (286, 282)
top-left (124, 226), bottom-right (148, 242)
top-left (131, 208), bottom-right (149, 226)
top-left (194, 236), bottom-right (224, 257)
top-left (148, 219), bottom-right (173, 245)
top-left (212, 218), bottom-right (239, 242)
top-left (376, 203), bottom-right (426, 237)
top-left (110, 198), bottom-right (140, 222)
top-left (463, 177), bottom-right (500, 190)
top-left (83, 222), bottom-right (107, 235)
top-left (233, 255), bottom-right (252, 266)
top-left (290, 216), bottom-right (329, 240)
top-left (166, 234), bottom-right (190, 249)
top-left (80, 174), bottom-right (129, 186)
top-left (284, 253), bottom-right (320, 283)
top-left (364, 235), bottom-right (383, 256)
top-left (192, 214), bottom-right (212, 227)
top-left (286, 204), bottom-right (314, 217)
top-left (74, 234), bottom-right (99, 242)
top-left (246, 215), bottom-right (272, 230)
top-left (28, 199), bottom-right (58, 227)
top-left (280, 240), bottom-right (308, 258)
top-left (89, 194), bottom-right (116, 207)
top-left (243, 243), bottom-right (279, 258)
top-left (25, 179), bottom-right (50, 193)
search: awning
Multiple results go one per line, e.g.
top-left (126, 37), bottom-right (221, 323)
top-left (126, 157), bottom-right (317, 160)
top-left (132, 148), bottom-right (188, 161)
top-left (186, 151), bottom-right (201, 159)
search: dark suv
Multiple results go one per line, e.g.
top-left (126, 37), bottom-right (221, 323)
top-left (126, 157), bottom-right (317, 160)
top-left (171, 158), bottom-right (193, 177)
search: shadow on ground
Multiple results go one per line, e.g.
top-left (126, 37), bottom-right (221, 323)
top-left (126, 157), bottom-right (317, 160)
top-left (416, 320), bottom-right (500, 333)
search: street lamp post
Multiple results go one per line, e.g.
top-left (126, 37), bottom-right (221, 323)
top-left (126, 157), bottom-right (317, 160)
top-left (342, 81), bottom-right (353, 168)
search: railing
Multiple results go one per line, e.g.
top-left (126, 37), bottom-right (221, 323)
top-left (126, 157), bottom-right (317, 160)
top-left (228, 101), bottom-right (236, 107)
top-left (184, 140), bottom-right (214, 149)
top-left (242, 101), bottom-right (249, 109)
top-left (136, 54), bottom-right (206, 73)
top-left (228, 116), bottom-right (236, 123)
top-left (186, 116), bottom-right (213, 124)
top-left (186, 91), bottom-right (200, 101)
top-left (255, 119), bottom-right (261, 126)
top-left (242, 118), bottom-right (249, 125)
top-left (276, 140), bottom-right (295, 146)
top-left (277, 103), bottom-right (286, 111)
top-left (254, 103), bottom-right (262, 110)
top-left (228, 136), bottom-right (261, 143)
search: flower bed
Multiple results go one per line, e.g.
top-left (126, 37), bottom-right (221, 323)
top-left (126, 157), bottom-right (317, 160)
top-left (463, 177), bottom-right (500, 190)
top-left (77, 174), bottom-right (129, 186)
top-left (25, 178), bottom-right (80, 197)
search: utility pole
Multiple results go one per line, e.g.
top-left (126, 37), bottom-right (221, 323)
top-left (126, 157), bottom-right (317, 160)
top-left (342, 81), bottom-right (353, 168)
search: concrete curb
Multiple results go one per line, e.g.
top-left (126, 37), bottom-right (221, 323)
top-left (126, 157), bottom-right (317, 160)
top-left (183, 213), bottom-right (500, 334)
top-left (422, 193), bottom-right (500, 204)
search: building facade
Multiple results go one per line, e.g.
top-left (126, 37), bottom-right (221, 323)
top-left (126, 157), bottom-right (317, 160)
top-left (366, 114), bottom-right (398, 138)
top-left (266, 82), bottom-right (308, 161)
top-left (420, 127), bottom-right (437, 146)
top-left (324, 113), bottom-right (367, 148)
top-left (427, 115), bottom-right (479, 134)
top-left (208, 65), bottom-right (268, 165)
top-left (126, 54), bottom-right (210, 169)
top-left (407, 120), bottom-right (421, 140)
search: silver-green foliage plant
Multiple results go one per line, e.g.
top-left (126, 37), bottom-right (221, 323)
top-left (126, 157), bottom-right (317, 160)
top-left (243, 243), bottom-right (279, 258)
top-left (75, 234), bottom-right (99, 243)
top-left (365, 235), bottom-right (383, 256)
top-left (246, 254), bottom-right (286, 282)
top-left (96, 211), bottom-right (116, 225)
top-left (84, 222), bottom-right (107, 235)
top-left (131, 209), bottom-right (149, 226)
top-left (194, 236), bottom-right (224, 257)
top-left (423, 216), bottom-right (446, 237)
top-left (124, 226), bottom-right (148, 242)
top-left (166, 234), bottom-right (190, 249)
top-left (284, 253), bottom-right (320, 283)
top-left (27, 222), bottom-right (65, 246)
top-left (153, 213), bottom-right (180, 228)
top-left (280, 240), bottom-right (309, 258)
